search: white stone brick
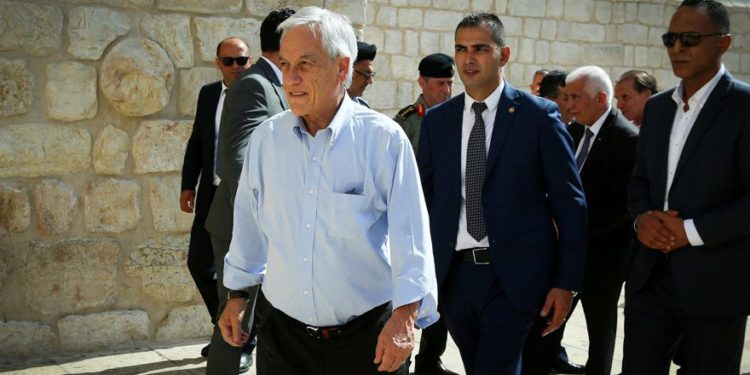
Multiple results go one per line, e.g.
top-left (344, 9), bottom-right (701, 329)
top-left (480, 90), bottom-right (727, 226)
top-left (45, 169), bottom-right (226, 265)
top-left (562, 0), bottom-right (594, 22)
top-left (177, 68), bottom-right (220, 118)
top-left (0, 321), bottom-right (55, 357)
top-left (724, 52), bottom-right (741, 73)
top-left (623, 46), bottom-right (634, 67)
top-left (398, 8), bottom-right (423, 29)
top-left (595, 2), bottom-right (612, 24)
top-left (535, 40), bottom-right (550, 65)
top-left (432, 0), bottom-right (465, 11)
top-left (0, 124), bottom-right (91, 178)
top-left (506, 63), bottom-right (526, 89)
top-left (742, 53), bottom-right (750, 74)
top-left (420, 31), bottom-right (441, 56)
top-left (0, 182), bottom-right (30, 235)
top-left (93, 124), bottom-right (129, 175)
top-left (549, 42), bottom-right (581, 65)
top-left (585, 45), bottom-right (625, 66)
top-left (624, 3), bottom-right (638, 23)
top-left (634, 46), bottom-right (649, 68)
top-left (376, 6), bottom-right (397, 27)
top-left (155, 305), bottom-right (212, 341)
top-left (34, 179), bottom-right (77, 235)
top-left (541, 20), bottom-right (557, 40)
top-left (67, 6), bottom-right (131, 60)
top-left (125, 236), bottom-right (196, 302)
top-left (423, 10), bottom-right (463, 31)
top-left (397, 82), bottom-right (415, 109)
top-left (408, 0), bottom-right (432, 7)
top-left (384, 29), bottom-right (403, 54)
top-left (84, 179), bottom-right (141, 232)
top-left (132, 120), bottom-right (192, 174)
top-left (140, 14), bottom-right (193, 69)
top-left (391, 0), bottom-right (408, 6)
top-left (507, 0), bottom-right (546, 17)
top-left (654, 69), bottom-right (678, 90)
top-left (59, 310), bottom-right (150, 352)
top-left (45, 62), bottom-right (98, 122)
top-left (638, 3), bottom-right (665, 26)
top-left (496, 0), bottom-right (508, 14)
top-left (193, 17), bottom-right (262, 63)
top-left (440, 33), bottom-right (455, 55)
top-left (368, 81), bottom-right (399, 110)
top-left (472, 0), bottom-right (495, 12)
top-left (516, 38), bottom-right (535, 63)
top-left (0, 2), bottom-right (63, 57)
top-left (364, 27), bottom-right (385, 55)
top-left (546, 0), bottom-right (563, 19)
top-left (612, 3), bottom-right (625, 24)
top-left (156, 0), bottom-right (241, 14)
top-left (605, 24), bottom-right (617, 43)
top-left (149, 175), bottom-right (192, 233)
top-left (391, 55), bottom-right (420, 80)
top-left (524, 18), bottom-right (542, 39)
top-left (404, 30), bottom-right (420, 56)
top-left (557, 20), bottom-right (571, 40)
top-left (648, 46), bottom-right (665, 68)
top-left (617, 24), bottom-right (649, 45)
top-left (570, 23), bottom-right (605, 43)
top-left (0, 58), bottom-right (33, 118)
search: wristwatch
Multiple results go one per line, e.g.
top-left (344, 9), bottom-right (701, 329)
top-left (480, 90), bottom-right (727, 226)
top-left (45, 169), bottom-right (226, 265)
top-left (227, 288), bottom-right (252, 300)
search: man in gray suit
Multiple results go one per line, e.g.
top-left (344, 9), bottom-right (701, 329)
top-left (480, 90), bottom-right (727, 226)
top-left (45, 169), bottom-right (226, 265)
top-left (204, 8), bottom-right (294, 374)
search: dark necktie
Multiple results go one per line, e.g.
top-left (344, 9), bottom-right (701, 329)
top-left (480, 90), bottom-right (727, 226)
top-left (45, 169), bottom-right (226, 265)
top-left (575, 127), bottom-right (594, 170)
top-left (215, 89), bottom-right (227, 177)
top-left (466, 101), bottom-right (488, 242)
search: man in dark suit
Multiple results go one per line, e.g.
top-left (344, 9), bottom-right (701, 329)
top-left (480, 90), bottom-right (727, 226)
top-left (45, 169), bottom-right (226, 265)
top-left (180, 35), bottom-right (252, 359)
top-left (565, 65), bottom-right (638, 375)
top-left (416, 12), bottom-right (587, 374)
top-left (203, 8), bottom-right (294, 374)
top-left (624, 1), bottom-right (750, 374)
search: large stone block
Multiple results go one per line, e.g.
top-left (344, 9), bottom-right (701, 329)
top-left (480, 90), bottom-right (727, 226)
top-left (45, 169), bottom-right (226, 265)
top-left (193, 17), bottom-right (262, 64)
top-left (23, 239), bottom-right (119, 315)
top-left (638, 3), bottom-right (665, 27)
top-left (390, 55), bottom-right (420, 80)
top-left (0, 2), bottom-right (63, 56)
top-left (58, 0), bottom-right (154, 8)
top-left (33, 180), bottom-right (77, 235)
top-left (549, 42), bottom-right (581, 65)
top-left (58, 310), bottom-right (150, 352)
top-left (132, 120), bottom-right (192, 174)
top-left (422, 10), bottom-right (463, 32)
top-left (245, 0), bottom-right (324, 20)
top-left (0, 182), bottom-right (30, 235)
top-left (570, 23), bottom-right (606, 43)
top-left (617, 24), bottom-right (649, 45)
top-left (507, 0), bottom-right (544, 17)
top-left (0, 124), bottom-right (91, 178)
top-left (157, 0), bottom-right (241, 14)
top-left (45, 62), bottom-right (98, 122)
top-left (125, 236), bottom-right (196, 302)
top-left (0, 321), bottom-right (56, 357)
top-left (562, 0), bottom-right (595, 22)
top-left (140, 14), bottom-right (193, 69)
top-left (384, 29), bottom-right (403, 55)
top-left (0, 58), bottom-right (33, 117)
top-left (367, 81), bottom-right (398, 109)
top-left (178, 68), bottom-right (220, 117)
top-left (100, 38), bottom-right (175, 117)
top-left (419, 31), bottom-right (440, 56)
top-left (397, 8), bottom-right (423, 29)
top-left (585, 45), bottom-right (625, 66)
top-left (327, 0), bottom-right (367, 27)
top-left (149, 176), bottom-right (192, 233)
top-left (67, 6), bottom-right (131, 60)
top-left (376, 7), bottom-right (397, 27)
top-left (155, 305), bottom-right (212, 341)
top-left (93, 124), bottom-right (130, 175)
top-left (84, 179), bottom-right (141, 232)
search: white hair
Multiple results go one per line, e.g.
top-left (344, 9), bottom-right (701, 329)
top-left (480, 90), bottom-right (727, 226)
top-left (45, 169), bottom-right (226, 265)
top-left (278, 6), bottom-right (358, 87)
top-left (566, 65), bottom-right (613, 105)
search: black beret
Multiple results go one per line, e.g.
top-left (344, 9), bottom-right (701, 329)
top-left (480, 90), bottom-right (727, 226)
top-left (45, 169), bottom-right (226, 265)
top-left (418, 53), bottom-right (454, 78)
top-left (355, 41), bottom-right (377, 62)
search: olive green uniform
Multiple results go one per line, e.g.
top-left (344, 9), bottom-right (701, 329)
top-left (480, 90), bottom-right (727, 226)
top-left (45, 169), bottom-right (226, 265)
top-left (394, 95), bottom-right (429, 152)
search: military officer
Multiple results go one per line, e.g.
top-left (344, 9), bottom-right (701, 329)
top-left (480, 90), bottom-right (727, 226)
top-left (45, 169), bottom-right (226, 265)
top-left (394, 53), bottom-right (454, 152)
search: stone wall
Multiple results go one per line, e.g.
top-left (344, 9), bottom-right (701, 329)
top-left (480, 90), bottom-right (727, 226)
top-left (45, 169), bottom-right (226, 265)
top-left (0, 0), bottom-right (748, 358)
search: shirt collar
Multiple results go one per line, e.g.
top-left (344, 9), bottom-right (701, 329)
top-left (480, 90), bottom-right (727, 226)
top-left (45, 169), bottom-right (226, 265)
top-left (587, 105), bottom-right (612, 136)
top-left (671, 64), bottom-right (725, 109)
top-left (260, 56), bottom-right (283, 84)
top-left (221, 81), bottom-right (229, 93)
top-left (293, 93), bottom-right (354, 145)
top-left (463, 79), bottom-right (505, 113)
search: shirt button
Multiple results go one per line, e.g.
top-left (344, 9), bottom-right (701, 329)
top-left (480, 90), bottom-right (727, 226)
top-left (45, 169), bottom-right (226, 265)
top-left (308, 189), bottom-right (314, 195)
top-left (312, 156), bottom-right (319, 162)
top-left (305, 223), bottom-right (311, 229)
top-left (303, 257), bottom-right (308, 263)
top-left (303, 290), bottom-right (309, 296)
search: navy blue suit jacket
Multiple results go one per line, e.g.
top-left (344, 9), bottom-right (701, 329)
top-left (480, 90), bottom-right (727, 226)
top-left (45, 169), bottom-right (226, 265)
top-left (628, 72), bottom-right (750, 316)
top-left (417, 83), bottom-right (588, 311)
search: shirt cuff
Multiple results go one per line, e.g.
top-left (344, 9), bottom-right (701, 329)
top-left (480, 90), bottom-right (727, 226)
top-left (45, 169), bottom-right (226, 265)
top-left (684, 219), bottom-right (704, 247)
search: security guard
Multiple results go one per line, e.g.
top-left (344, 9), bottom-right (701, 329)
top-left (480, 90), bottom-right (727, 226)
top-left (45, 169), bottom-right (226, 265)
top-left (348, 41), bottom-right (377, 108)
top-left (394, 53), bottom-right (454, 153)
top-left (396, 53), bottom-right (457, 375)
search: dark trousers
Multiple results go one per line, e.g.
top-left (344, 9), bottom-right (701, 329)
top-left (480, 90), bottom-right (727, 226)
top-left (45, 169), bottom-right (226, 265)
top-left (255, 291), bottom-right (409, 375)
top-left (187, 186), bottom-right (219, 323)
top-left (623, 257), bottom-right (747, 375)
top-left (442, 261), bottom-right (536, 375)
top-left (206, 235), bottom-right (259, 375)
top-left (414, 312), bottom-right (449, 369)
top-left (521, 296), bottom-right (578, 375)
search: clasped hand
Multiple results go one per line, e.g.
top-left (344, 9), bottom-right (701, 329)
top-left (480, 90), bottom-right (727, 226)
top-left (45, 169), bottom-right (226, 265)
top-left (635, 210), bottom-right (689, 253)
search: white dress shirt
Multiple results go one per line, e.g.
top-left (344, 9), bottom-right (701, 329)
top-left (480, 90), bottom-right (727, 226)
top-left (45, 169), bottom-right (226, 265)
top-left (665, 65), bottom-right (726, 246)
top-left (455, 81), bottom-right (504, 251)
top-left (574, 105), bottom-right (611, 168)
top-left (213, 82), bottom-right (228, 186)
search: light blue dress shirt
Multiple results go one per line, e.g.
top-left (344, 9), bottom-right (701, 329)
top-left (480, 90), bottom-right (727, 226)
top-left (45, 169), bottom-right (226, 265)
top-left (224, 94), bottom-right (438, 328)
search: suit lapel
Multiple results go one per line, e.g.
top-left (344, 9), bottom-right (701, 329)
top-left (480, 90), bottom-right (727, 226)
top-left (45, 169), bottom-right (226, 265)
top-left (446, 95), bottom-right (464, 199)
top-left (255, 58), bottom-right (289, 109)
top-left (579, 109), bottom-right (616, 177)
top-left (485, 84), bottom-right (520, 174)
top-left (672, 73), bottom-right (731, 183)
top-left (650, 92), bottom-right (677, 202)
top-left (207, 81), bottom-right (223, 162)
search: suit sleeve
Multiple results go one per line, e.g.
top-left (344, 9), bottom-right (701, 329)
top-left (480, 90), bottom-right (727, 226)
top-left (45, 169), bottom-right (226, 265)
top-left (181, 85), bottom-right (207, 191)
top-left (628, 100), bottom-right (655, 220)
top-left (538, 101), bottom-right (588, 291)
top-left (416, 112), bottom-right (434, 208)
top-left (219, 76), bottom-right (272, 205)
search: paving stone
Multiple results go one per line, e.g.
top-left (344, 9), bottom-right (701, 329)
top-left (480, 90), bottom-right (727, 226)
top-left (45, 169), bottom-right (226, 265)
top-left (84, 179), bottom-right (141, 233)
top-left (0, 1), bottom-right (63, 56)
top-left (45, 62), bottom-right (98, 122)
top-left (58, 310), bottom-right (150, 352)
top-left (23, 239), bottom-right (119, 315)
top-left (0, 321), bottom-right (56, 357)
top-left (67, 6), bottom-right (131, 60)
top-left (33, 180), bottom-right (77, 235)
top-left (0, 58), bottom-right (33, 118)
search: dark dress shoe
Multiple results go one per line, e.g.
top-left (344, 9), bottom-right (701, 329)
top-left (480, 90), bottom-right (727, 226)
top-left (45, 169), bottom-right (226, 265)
top-left (413, 360), bottom-right (459, 375)
top-left (551, 356), bottom-right (585, 374)
top-left (200, 344), bottom-right (210, 357)
top-left (239, 352), bottom-right (253, 374)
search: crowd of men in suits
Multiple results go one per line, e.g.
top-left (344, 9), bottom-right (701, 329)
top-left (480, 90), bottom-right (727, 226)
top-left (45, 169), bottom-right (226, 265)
top-left (179, 1), bottom-right (749, 374)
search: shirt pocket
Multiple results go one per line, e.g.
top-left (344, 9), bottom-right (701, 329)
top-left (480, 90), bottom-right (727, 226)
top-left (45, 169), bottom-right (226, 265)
top-left (319, 191), bottom-right (377, 239)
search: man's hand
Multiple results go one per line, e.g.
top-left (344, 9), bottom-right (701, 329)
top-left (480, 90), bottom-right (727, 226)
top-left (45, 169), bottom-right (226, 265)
top-left (179, 190), bottom-right (196, 213)
top-left (636, 210), bottom-right (677, 251)
top-left (539, 288), bottom-right (573, 337)
top-left (218, 297), bottom-right (249, 347)
top-left (374, 302), bottom-right (418, 372)
top-left (652, 210), bottom-right (689, 252)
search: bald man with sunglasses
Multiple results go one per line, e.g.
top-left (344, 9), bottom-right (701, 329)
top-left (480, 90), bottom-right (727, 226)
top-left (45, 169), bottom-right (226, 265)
top-left (624, 1), bottom-right (750, 374)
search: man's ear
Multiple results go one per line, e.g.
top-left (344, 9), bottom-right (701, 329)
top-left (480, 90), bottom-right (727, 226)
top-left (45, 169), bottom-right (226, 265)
top-left (499, 45), bottom-right (511, 66)
top-left (338, 56), bottom-right (350, 81)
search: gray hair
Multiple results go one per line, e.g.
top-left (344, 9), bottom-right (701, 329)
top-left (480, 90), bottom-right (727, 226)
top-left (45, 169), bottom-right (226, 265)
top-left (278, 6), bottom-right (358, 87)
top-left (566, 65), bottom-right (614, 105)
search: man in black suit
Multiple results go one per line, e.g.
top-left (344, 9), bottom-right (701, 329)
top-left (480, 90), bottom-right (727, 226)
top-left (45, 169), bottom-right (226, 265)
top-left (565, 66), bottom-right (638, 375)
top-left (203, 8), bottom-right (294, 374)
top-left (624, 1), bottom-right (750, 374)
top-left (180, 35), bottom-right (251, 360)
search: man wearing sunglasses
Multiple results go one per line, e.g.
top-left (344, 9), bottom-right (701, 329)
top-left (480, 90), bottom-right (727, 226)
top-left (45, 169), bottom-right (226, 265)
top-left (204, 8), bottom-right (295, 374)
top-left (347, 41), bottom-right (377, 108)
top-left (179, 35), bottom-right (251, 364)
top-left (625, 1), bottom-right (750, 374)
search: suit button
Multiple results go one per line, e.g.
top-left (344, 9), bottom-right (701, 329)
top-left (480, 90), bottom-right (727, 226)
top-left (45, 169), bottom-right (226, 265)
top-left (448, 241), bottom-right (455, 247)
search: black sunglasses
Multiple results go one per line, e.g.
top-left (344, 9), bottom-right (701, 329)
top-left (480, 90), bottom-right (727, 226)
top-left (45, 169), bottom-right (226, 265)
top-left (219, 56), bottom-right (250, 67)
top-left (661, 32), bottom-right (724, 48)
top-left (354, 69), bottom-right (376, 78)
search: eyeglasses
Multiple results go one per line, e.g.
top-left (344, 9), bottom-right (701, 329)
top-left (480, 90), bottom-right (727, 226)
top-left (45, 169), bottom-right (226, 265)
top-left (219, 56), bottom-right (250, 67)
top-left (354, 69), bottom-right (376, 79)
top-left (661, 32), bottom-right (724, 48)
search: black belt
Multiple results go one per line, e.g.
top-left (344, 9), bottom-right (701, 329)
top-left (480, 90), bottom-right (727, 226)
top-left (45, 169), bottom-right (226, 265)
top-left (283, 301), bottom-right (391, 340)
top-left (457, 247), bottom-right (492, 265)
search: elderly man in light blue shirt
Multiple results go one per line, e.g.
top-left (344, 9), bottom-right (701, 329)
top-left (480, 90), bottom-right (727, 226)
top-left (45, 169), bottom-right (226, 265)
top-left (217, 6), bottom-right (438, 375)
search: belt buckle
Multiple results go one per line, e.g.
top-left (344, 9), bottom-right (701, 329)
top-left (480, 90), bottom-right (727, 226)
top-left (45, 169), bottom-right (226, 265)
top-left (473, 248), bottom-right (489, 265)
top-left (305, 326), bottom-right (319, 338)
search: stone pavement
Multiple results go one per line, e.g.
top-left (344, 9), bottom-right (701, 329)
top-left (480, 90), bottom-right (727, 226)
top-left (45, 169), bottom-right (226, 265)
top-left (2, 290), bottom-right (749, 375)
